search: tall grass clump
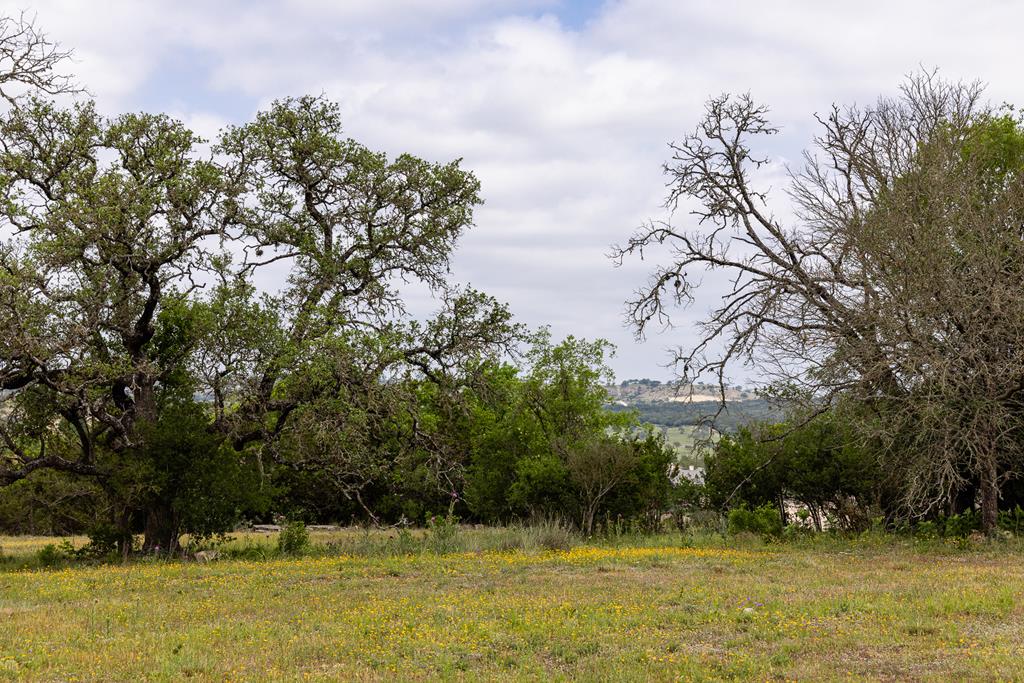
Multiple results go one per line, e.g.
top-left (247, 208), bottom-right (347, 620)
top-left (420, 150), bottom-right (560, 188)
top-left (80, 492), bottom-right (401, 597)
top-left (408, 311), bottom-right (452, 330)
top-left (524, 518), bottom-right (578, 551)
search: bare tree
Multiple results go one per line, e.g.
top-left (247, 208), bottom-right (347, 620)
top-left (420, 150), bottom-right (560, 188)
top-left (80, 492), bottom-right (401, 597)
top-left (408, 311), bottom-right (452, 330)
top-left (0, 13), bottom-right (77, 104)
top-left (612, 73), bottom-right (1024, 533)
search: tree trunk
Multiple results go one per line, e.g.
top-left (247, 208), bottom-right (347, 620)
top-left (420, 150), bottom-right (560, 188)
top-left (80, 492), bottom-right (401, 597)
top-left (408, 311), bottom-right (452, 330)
top-left (143, 502), bottom-right (180, 555)
top-left (980, 457), bottom-right (999, 536)
top-left (581, 499), bottom-right (602, 536)
top-left (116, 508), bottom-right (134, 560)
top-left (810, 504), bottom-right (823, 532)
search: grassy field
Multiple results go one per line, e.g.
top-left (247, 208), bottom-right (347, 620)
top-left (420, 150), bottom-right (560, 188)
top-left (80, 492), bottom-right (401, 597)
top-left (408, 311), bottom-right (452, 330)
top-left (662, 425), bottom-right (715, 467)
top-left (2, 531), bottom-right (1024, 681)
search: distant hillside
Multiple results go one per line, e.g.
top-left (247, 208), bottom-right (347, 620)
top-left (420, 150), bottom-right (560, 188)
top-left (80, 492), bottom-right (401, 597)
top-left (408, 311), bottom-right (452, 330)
top-left (604, 379), bottom-right (784, 433)
top-left (605, 379), bottom-right (755, 404)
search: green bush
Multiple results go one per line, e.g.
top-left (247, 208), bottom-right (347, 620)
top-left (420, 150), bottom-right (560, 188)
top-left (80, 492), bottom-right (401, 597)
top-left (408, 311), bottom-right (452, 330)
top-left (426, 514), bottom-right (460, 554)
top-left (910, 512), bottom-right (980, 540)
top-left (277, 520), bottom-right (310, 556)
top-left (705, 413), bottom-right (882, 532)
top-left (36, 543), bottom-right (67, 568)
top-left (998, 505), bottom-right (1024, 535)
top-left (83, 522), bottom-right (134, 558)
top-left (727, 504), bottom-right (783, 539)
top-left (943, 511), bottom-right (979, 538)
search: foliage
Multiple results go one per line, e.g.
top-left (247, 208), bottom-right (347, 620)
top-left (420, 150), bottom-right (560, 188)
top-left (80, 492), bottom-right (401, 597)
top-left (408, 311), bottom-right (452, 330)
top-left (615, 73), bottom-right (1024, 533)
top-left (727, 504), bottom-right (783, 539)
top-left (35, 542), bottom-right (66, 568)
top-left (276, 520), bottom-right (310, 556)
top-left (454, 331), bottom-right (675, 530)
top-left (425, 514), bottom-right (460, 554)
top-left (0, 470), bottom-right (104, 536)
top-left (704, 412), bottom-right (881, 531)
top-left (0, 74), bottom-right (514, 550)
top-left (251, 329), bottom-right (677, 532)
top-left (998, 505), bottom-right (1024, 535)
top-left (129, 397), bottom-right (270, 552)
top-left (0, 14), bottom-right (679, 543)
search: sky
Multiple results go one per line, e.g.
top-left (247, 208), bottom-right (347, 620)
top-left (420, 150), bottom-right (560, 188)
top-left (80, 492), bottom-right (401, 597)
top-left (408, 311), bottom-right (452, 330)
top-left (10, 0), bottom-right (1024, 386)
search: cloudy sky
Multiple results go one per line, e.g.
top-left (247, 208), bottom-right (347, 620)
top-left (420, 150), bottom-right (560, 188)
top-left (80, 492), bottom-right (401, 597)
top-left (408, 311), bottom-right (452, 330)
top-left (11, 0), bottom-right (1024, 385)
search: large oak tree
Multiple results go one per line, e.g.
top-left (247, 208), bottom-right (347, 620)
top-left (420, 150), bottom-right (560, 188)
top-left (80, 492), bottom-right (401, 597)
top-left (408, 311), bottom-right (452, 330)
top-left (0, 88), bottom-right (516, 551)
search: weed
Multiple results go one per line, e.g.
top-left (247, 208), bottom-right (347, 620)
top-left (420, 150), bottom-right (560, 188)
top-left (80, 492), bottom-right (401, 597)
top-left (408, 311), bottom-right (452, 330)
top-left (426, 514), bottom-right (460, 554)
top-left (277, 520), bottom-right (310, 556)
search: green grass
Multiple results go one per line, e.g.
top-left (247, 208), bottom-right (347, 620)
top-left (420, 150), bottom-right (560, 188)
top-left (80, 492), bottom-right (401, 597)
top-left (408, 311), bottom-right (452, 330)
top-left (2, 530), bottom-right (1024, 680)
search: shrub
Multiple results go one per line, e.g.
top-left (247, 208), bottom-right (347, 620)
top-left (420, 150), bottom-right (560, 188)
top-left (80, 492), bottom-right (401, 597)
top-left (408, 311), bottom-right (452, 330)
top-left (998, 505), bottom-right (1024, 535)
top-left (705, 415), bottom-right (882, 531)
top-left (727, 504), bottom-right (783, 539)
top-left (82, 522), bottom-right (133, 558)
top-left (781, 524), bottom-right (811, 541)
top-left (277, 520), bottom-right (310, 556)
top-left (36, 543), bottom-right (66, 568)
top-left (943, 511), bottom-right (979, 538)
top-left (913, 520), bottom-right (940, 540)
top-left (393, 526), bottom-right (418, 555)
top-left (426, 514), bottom-right (460, 554)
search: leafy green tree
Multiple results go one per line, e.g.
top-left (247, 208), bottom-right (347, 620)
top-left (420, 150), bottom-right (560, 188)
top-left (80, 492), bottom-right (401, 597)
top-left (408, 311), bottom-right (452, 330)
top-left (124, 397), bottom-right (269, 555)
top-left (462, 332), bottom-right (624, 521)
top-left (0, 93), bottom-right (515, 551)
top-left (461, 363), bottom-right (541, 521)
top-left (458, 332), bottom-right (675, 528)
top-left (704, 412), bottom-right (881, 530)
top-left (603, 429), bottom-right (677, 528)
top-left (568, 437), bottom-right (642, 535)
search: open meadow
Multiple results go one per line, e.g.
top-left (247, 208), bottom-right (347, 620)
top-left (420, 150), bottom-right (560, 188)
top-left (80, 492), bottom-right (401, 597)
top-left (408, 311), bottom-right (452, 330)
top-left (3, 530), bottom-right (1024, 681)
top-left (663, 425), bottom-right (715, 468)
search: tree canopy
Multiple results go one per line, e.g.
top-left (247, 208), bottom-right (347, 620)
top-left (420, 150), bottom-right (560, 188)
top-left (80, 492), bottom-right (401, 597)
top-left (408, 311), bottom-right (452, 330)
top-left (0, 88), bottom-right (517, 550)
top-left (615, 73), bottom-right (1024, 532)
top-left (0, 19), bottom-right (674, 549)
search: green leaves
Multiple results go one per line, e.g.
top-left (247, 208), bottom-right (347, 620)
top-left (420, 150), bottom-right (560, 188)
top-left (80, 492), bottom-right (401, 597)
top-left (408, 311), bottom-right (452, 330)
top-left (220, 95), bottom-right (482, 327)
top-left (0, 89), bottom-right (516, 543)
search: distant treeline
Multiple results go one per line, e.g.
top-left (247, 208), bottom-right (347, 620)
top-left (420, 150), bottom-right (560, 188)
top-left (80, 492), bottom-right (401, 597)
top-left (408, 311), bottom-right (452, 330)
top-left (608, 399), bottom-right (783, 432)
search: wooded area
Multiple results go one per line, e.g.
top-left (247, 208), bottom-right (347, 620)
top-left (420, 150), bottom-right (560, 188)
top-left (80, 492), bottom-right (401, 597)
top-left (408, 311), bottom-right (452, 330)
top-left (3, 14), bottom-right (1024, 556)
top-left (0, 17), bottom-right (674, 553)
